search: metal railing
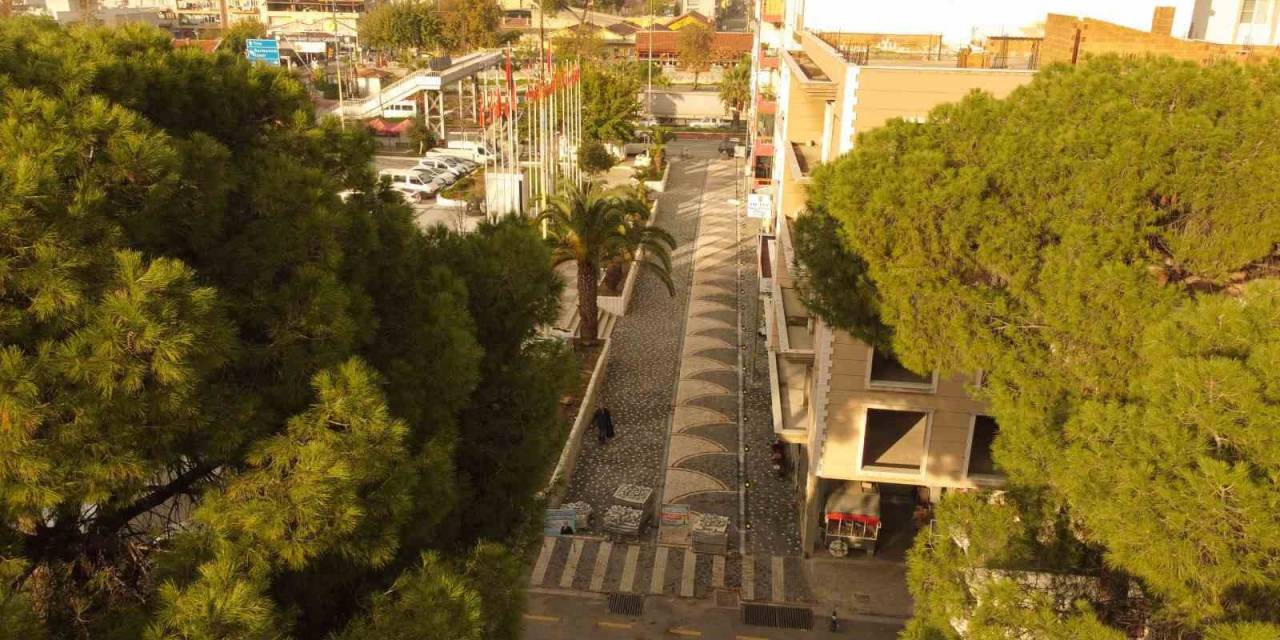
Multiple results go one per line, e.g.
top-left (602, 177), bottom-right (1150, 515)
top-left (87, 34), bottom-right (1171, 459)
top-left (814, 31), bottom-right (1041, 70)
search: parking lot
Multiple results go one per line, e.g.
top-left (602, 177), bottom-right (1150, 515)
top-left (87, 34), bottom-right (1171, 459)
top-left (373, 154), bottom-right (486, 232)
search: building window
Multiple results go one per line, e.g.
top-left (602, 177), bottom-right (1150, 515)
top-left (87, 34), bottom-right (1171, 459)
top-left (868, 348), bottom-right (935, 391)
top-left (862, 408), bottom-right (928, 472)
top-left (967, 415), bottom-right (1000, 477)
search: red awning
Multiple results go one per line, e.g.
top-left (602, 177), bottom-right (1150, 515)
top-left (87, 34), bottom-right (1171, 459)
top-left (826, 512), bottom-right (881, 527)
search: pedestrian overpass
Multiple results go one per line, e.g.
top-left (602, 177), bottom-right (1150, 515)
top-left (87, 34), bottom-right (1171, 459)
top-left (331, 50), bottom-right (505, 138)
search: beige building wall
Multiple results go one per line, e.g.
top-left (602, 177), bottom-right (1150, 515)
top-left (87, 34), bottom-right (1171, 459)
top-left (819, 331), bottom-right (996, 490)
top-left (851, 67), bottom-right (1034, 138)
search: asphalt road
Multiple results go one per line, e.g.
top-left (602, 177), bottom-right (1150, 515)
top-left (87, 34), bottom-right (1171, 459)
top-left (523, 590), bottom-right (904, 640)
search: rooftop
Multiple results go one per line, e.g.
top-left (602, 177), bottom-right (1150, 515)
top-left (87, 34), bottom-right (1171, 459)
top-left (814, 31), bottom-right (1041, 70)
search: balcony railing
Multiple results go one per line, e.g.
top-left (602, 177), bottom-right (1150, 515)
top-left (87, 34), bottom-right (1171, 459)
top-left (814, 31), bottom-right (1041, 70)
top-left (756, 95), bottom-right (776, 115)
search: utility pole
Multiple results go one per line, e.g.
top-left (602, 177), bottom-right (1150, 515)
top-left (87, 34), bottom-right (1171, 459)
top-left (647, 2), bottom-right (654, 116)
top-left (332, 0), bottom-right (346, 131)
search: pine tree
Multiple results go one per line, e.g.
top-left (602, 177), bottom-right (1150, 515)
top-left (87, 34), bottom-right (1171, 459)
top-left (804, 55), bottom-right (1280, 635)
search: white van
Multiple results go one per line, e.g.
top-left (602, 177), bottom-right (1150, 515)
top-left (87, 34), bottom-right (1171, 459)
top-left (381, 100), bottom-right (418, 119)
top-left (438, 140), bottom-right (492, 163)
top-left (379, 169), bottom-right (440, 196)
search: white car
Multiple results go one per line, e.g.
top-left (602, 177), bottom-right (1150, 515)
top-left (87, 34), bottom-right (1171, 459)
top-left (424, 153), bottom-right (479, 171)
top-left (380, 169), bottom-right (441, 197)
top-left (633, 151), bottom-right (652, 168)
top-left (414, 166), bottom-right (457, 186)
top-left (415, 157), bottom-right (467, 180)
top-left (688, 118), bottom-right (724, 129)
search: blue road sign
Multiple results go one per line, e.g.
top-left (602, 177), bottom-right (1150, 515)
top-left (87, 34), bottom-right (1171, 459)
top-left (245, 38), bottom-right (281, 66)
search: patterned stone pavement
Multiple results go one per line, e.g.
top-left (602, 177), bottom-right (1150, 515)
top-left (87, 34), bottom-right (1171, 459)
top-left (548, 142), bottom-right (809, 603)
top-left (560, 148), bottom-right (708, 527)
top-left (662, 158), bottom-right (742, 534)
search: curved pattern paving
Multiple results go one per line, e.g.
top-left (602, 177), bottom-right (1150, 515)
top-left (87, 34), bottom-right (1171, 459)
top-left (659, 159), bottom-right (745, 546)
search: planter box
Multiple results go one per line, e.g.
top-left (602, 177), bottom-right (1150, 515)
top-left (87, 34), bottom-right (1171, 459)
top-left (643, 163), bottom-right (670, 193)
top-left (436, 195), bottom-right (467, 208)
top-left (596, 201), bottom-right (658, 317)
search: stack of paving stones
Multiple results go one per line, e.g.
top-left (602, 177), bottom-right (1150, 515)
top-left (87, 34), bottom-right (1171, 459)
top-left (562, 501), bottom-right (592, 531)
top-left (603, 505), bottom-right (645, 536)
top-left (692, 513), bottom-right (730, 555)
top-left (612, 483), bottom-right (654, 510)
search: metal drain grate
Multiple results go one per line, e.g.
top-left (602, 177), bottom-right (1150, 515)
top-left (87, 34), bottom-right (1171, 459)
top-left (741, 603), bottom-right (813, 629)
top-left (608, 593), bottom-right (644, 616)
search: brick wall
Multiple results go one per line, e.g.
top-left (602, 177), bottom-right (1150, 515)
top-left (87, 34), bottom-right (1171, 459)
top-left (1151, 6), bottom-right (1176, 36)
top-left (1042, 13), bottom-right (1280, 66)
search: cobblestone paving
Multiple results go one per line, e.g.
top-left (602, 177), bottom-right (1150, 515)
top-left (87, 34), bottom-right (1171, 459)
top-left (560, 153), bottom-right (708, 533)
top-left (663, 158), bottom-right (741, 534)
top-left (539, 142), bottom-right (809, 604)
top-left (741, 214), bottom-right (805, 559)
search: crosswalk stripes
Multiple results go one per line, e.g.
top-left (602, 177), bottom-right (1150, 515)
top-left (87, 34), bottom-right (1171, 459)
top-left (531, 536), bottom-right (556, 586)
top-left (620, 544), bottom-right (640, 593)
top-left (589, 541), bottom-right (612, 592)
top-left (529, 538), bottom-right (803, 604)
top-left (680, 549), bottom-right (696, 597)
top-left (650, 546), bottom-right (669, 594)
top-left (771, 556), bottom-right (785, 602)
top-left (560, 538), bottom-right (585, 588)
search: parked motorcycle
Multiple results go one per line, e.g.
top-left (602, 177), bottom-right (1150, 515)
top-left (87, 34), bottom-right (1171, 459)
top-left (770, 439), bottom-right (787, 479)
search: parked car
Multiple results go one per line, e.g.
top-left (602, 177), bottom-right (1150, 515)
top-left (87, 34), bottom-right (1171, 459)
top-left (415, 157), bottom-right (467, 179)
top-left (380, 169), bottom-right (440, 197)
top-left (718, 137), bottom-right (740, 158)
top-left (689, 117), bottom-right (724, 129)
top-left (423, 152), bottom-right (479, 171)
top-left (414, 166), bottom-right (457, 186)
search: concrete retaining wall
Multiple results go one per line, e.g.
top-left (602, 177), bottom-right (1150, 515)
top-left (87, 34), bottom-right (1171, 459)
top-left (544, 337), bottom-right (613, 507)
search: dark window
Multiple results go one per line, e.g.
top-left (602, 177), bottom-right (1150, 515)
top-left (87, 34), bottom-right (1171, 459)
top-left (862, 408), bottom-right (927, 471)
top-left (869, 350), bottom-right (932, 388)
top-left (967, 415), bottom-right (1000, 476)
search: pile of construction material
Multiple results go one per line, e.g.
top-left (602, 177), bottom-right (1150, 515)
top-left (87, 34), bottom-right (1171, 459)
top-left (603, 505), bottom-right (645, 535)
top-left (692, 513), bottom-right (730, 555)
top-left (612, 484), bottom-right (653, 510)
top-left (562, 501), bottom-right (593, 529)
top-left (602, 484), bottom-right (653, 536)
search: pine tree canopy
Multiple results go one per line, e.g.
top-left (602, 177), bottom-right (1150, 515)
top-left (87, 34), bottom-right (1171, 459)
top-left (799, 56), bottom-right (1280, 638)
top-left (0, 18), bottom-right (569, 639)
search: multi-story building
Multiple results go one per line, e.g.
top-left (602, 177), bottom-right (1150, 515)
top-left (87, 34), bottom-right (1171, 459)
top-left (1190, 0), bottom-right (1280, 45)
top-left (746, 1), bottom-right (1277, 556)
top-left (749, 0), bottom-right (1036, 556)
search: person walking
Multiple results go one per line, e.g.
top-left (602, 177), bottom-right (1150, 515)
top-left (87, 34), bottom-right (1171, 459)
top-left (602, 406), bottom-right (615, 440)
top-left (592, 406), bottom-right (610, 445)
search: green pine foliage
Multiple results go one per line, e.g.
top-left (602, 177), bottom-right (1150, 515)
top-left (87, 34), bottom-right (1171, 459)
top-left (803, 55), bottom-right (1280, 636)
top-left (0, 18), bottom-right (571, 638)
top-left (582, 66), bottom-right (643, 145)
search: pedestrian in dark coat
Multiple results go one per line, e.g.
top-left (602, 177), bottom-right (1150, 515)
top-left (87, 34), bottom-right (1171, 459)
top-left (592, 407), bottom-right (609, 445)
top-left (602, 407), bottom-right (615, 439)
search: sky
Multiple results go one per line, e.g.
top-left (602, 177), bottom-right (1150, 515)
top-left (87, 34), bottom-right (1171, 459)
top-left (801, 0), bottom-right (1201, 46)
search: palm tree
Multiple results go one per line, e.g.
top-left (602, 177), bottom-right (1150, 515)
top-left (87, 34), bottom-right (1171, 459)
top-left (538, 181), bottom-right (676, 343)
top-left (719, 54), bottom-right (751, 127)
top-left (648, 125), bottom-right (670, 173)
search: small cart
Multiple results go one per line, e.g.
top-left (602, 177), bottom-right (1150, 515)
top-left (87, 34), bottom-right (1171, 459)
top-left (823, 484), bottom-right (882, 557)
